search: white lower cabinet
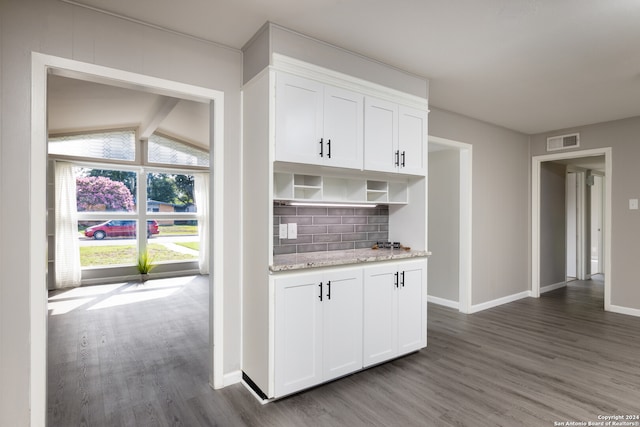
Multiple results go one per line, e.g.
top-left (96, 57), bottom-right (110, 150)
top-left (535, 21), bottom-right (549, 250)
top-left (274, 268), bottom-right (363, 397)
top-left (363, 260), bottom-right (427, 367)
top-left (273, 260), bottom-right (426, 397)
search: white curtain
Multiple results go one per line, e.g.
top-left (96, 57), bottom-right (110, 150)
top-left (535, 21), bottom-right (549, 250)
top-left (194, 173), bottom-right (210, 274)
top-left (55, 161), bottom-right (82, 288)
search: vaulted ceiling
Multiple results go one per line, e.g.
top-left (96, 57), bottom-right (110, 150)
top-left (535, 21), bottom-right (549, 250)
top-left (48, 75), bottom-right (210, 147)
top-left (63, 0), bottom-right (640, 135)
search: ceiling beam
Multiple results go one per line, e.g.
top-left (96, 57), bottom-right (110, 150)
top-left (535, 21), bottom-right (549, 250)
top-left (139, 96), bottom-right (180, 140)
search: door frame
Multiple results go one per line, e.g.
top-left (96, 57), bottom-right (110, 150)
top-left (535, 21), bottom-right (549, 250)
top-left (589, 172), bottom-right (605, 276)
top-left (531, 148), bottom-right (611, 309)
top-left (428, 136), bottom-right (473, 313)
top-left (565, 168), bottom-right (588, 281)
top-left (30, 53), bottom-right (226, 426)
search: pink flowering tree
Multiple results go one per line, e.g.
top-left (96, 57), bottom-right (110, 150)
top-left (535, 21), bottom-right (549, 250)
top-left (76, 176), bottom-right (135, 211)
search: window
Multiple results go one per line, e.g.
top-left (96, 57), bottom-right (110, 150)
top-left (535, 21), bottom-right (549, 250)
top-left (49, 130), bottom-right (136, 161)
top-left (49, 130), bottom-right (208, 278)
top-left (74, 168), bottom-right (200, 268)
top-left (148, 133), bottom-right (209, 167)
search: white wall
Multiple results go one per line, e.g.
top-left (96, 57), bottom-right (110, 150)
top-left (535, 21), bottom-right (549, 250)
top-left (531, 116), bottom-right (640, 311)
top-left (428, 149), bottom-right (460, 302)
top-left (429, 107), bottom-right (530, 306)
top-left (0, 1), bottom-right (242, 424)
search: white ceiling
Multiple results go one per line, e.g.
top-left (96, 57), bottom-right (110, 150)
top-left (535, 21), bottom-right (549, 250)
top-left (61, 0), bottom-right (640, 135)
top-left (48, 75), bottom-right (210, 147)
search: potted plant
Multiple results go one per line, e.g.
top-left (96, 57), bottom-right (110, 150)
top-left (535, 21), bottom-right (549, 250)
top-left (137, 250), bottom-right (155, 282)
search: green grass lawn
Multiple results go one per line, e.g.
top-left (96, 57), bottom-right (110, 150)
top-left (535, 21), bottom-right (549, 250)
top-left (80, 243), bottom-right (196, 267)
top-left (175, 241), bottom-right (199, 251)
top-left (158, 224), bottom-right (197, 236)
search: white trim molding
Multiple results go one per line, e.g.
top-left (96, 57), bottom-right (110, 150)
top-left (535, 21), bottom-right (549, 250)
top-left (540, 281), bottom-right (567, 294)
top-left (469, 291), bottom-right (531, 314)
top-left (223, 370), bottom-right (243, 386)
top-left (427, 296), bottom-right (460, 310)
top-left (609, 304), bottom-right (640, 318)
top-left (272, 53), bottom-right (429, 111)
top-left (531, 147), bottom-right (612, 312)
top-left (31, 52), bottom-right (226, 426)
top-left (428, 136), bottom-right (473, 314)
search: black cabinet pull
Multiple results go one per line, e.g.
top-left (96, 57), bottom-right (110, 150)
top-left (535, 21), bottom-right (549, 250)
top-left (327, 139), bottom-right (331, 158)
top-left (319, 138), bottom-right (324, 157)
top-left (401, 271), bottom-right (405, 287)
top-left (394, 272), bottom-right (399, 288)
top-left (327, 281), bottom-right (331, 300)
top-left (401, 151), bottom-right (406, 167)
top-left (395, 150), bottom-right (400, 166)
top-left (319, 282), bottom-right (323, 301)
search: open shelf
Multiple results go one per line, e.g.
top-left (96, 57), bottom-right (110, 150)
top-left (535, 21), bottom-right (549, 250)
top-left (273, 171), bottom-right (409, 205)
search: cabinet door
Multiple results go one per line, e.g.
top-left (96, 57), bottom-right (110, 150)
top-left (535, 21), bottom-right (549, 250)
top-left (275, 73), bottom-right (324, 165)
top-left (398, 106), bottom-right (427, 175)
top-left (363, 264), bottom-right (398, 367)
top-left (397, 261), bottom-right (426, 355)
top-left (322, 268), bottom-right (363, 381)
top-left (364, 97), bottom-right (398, 173)
top-left (274, 273), bottom-right (324, 397)
top-left (323, 86), bottom-right (363, 170)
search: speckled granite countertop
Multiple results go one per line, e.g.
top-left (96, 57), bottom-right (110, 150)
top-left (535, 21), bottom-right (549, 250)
top-left (270, 248), bottom-right (431, 272)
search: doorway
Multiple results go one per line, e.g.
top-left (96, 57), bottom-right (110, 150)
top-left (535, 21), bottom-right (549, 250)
top-left (427, 136), bottom-right (472, 313)
top-left (30, 53), bottom-right (225, 425)
top-left (590, 173), bottom-right (604, 276)
top-left (532, 148), bottom-right (612, 310)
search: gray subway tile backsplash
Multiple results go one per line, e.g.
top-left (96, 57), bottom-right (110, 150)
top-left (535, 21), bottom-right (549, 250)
top-left (274, 204), bottom-right (389, 255)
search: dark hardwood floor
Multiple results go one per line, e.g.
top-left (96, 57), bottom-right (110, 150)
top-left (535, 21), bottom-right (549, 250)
top-left (47, 275), bottom-right (640, 426)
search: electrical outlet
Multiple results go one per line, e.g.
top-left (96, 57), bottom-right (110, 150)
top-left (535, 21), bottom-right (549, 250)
top-left (288, 223), bottom-right (297, 239)
top-left (630, 199), bottom-right (639, 210)
top-left (279, 224), bottom-right (288, 239)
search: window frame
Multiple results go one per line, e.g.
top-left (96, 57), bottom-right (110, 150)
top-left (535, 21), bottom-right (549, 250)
top-left (49, 128), bottom-right (208, 270)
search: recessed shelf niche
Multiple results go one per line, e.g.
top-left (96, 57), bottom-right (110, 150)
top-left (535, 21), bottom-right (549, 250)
top-left (274, 172), bottom-right (408, 204)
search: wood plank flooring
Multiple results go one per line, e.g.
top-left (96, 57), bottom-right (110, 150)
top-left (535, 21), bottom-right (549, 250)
top-left (48, 275), bottom-right (640, 426)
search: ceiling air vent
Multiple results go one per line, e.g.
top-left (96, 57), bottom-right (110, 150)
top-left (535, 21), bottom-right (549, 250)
top-left (547, 133), bottom-right (580, 152)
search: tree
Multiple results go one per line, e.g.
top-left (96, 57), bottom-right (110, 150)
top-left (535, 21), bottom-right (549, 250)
top-left (86, 169), bottom-right (137, 196)
top-left (173, 174), bottom-right (194, 205)
top-left (76, 176), bottom-right (135, 211)
top-left (147, 173), bottom-right (178, 204)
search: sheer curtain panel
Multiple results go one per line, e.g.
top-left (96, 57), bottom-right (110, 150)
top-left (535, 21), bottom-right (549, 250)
top-left (194, 173), bottom-right (210, 274)
top-left (55, 161), bottom-right (82, 288)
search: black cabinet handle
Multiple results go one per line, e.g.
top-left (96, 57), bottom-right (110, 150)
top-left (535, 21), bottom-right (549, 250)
top-left (319, 282), bottom-right (323, 301)
top-left (401, 151), bottom-right (406, 167)
top-left (394, 272), bottom-right (399, 288)
top-left (401, 271), bottom-right (405, 287)
top-left (327, 281), bottom-right (331, 300)
top-left (319, 138), bottom-right (324, 157)
top-left (395, 150), bottom-right (400, 166)
top-left (327, 139), bottom-right (331, 158)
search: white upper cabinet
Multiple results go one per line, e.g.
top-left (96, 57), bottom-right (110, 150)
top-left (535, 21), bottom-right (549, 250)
top-left (322, 86), bottom-right (363, 169)
top-left (275, 72), bottom-right (363, 170)
top-left (398, 105), bottom-right (427, 175)
top-left (364, 97), bottom-right (398, 174)
top-left (275, 73), bottom-right (324, 166)
top-left (364, 97), bottom-right (427, 175)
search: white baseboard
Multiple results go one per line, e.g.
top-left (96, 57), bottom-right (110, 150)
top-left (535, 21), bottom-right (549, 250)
top-left (223, 370), bottom-right (242, 386)
top-left (608, 304), bottom-right (640, 318)
top-left (469, 290), bottom-right (531, 314)
top-left (427, 295), bottom-right (460, 310)
top-left (540, 281), bottom-right (566, 294)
